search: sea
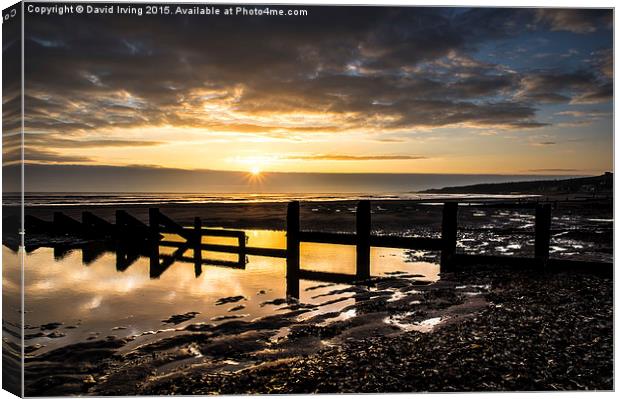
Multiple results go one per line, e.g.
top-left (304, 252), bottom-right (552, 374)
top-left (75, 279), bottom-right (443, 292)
top-left (9, 192), bottom-right (537, 207)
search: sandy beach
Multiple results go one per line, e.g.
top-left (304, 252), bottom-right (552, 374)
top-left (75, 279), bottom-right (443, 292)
top-left (0, 196), bottom-right (611, 395)
top-left (21, 267), bottom-right (612, 395)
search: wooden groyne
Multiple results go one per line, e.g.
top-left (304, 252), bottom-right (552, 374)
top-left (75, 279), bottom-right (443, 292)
top-left (22, 200), bottom-right (612, 294)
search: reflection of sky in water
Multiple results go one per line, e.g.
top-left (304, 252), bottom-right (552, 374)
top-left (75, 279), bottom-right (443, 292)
top-left (11, 229), bottom-right (439, 355)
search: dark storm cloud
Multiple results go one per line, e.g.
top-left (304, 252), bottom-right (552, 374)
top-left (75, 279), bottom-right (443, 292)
top-left (572, 83), bottom-right (613, 104)
top-left (590, 49), bottom-right (613, 79)
top-left (534, 9), bottom-right (612, 33)
top-left (22, 6), bottom-right (612, 163)
top-left (517, 70), bottom-right (611, 104)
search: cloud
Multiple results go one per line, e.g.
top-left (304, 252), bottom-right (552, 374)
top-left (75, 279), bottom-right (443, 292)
top-left (554, 109), bottom-right (610, 127)
top-left (516, 70), bottom-right (611, 104)
top-left (3, 147), bottom-right (95, 166)
top-left (590, 49), bottom-right (613, 79)
top-left (570, 83), bottom-right (613, 104)
top-left (286, 154), bottom-right (428, 161)
top-left (26, 136), bottom-right (164, 148)
top-left (17, 6), bottom-right (612, 165)
top-left (372, 138), bottom-right (408, 143)
top-left (534, 9), bottom-right (612, 33)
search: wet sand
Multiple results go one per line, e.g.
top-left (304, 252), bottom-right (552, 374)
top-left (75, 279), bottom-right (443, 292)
top-left (7, 197), bottom-right (613, 394)
top-left (22, 267), bottom-right (612, 395)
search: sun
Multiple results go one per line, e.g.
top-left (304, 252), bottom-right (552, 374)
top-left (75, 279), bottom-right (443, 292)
top-left (250, 166), bottom-right (261, 176)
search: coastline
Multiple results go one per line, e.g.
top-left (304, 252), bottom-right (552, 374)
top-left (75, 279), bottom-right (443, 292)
top-left (5, 195), bottom-right (613, 395)
top-left (22, 267), bottom-right (613, 395)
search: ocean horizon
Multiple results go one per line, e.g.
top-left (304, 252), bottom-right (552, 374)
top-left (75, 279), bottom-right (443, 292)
top-left (3, 191), bottom-right (539, 207)
top-left (3, 163), bottom-right (588, 194)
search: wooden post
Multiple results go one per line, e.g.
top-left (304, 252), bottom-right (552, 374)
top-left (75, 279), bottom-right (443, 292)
top-left (238, 232), bottom-right (246, 254)
top-left (356, 200), bottom-right (371, 280)
top-left (148, 208), bottom-right (161, 240)
top-left (535, 204), bottom-right (552, 263)
top-left (148, 208), bottom-right (160, 272)
top-left (194, 216), bottom-right (202, 277)
top-left (115, 210), bottom-right (126, 239)
top-left (440, 202), bottom-right (458, 272)
top-left (237, 231), bottom-right (247, 270)
top-left (286, 201), bottom-right (300, 298)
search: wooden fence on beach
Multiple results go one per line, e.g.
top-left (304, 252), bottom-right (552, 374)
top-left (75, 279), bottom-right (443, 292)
top-left (23, 200), bottom-right (611, 296)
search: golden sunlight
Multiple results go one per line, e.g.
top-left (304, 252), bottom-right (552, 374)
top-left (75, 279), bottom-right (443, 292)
top-left (250, 166), bottom-right (261, 176)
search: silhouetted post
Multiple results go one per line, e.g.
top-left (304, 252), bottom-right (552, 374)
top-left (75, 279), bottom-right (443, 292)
top-left (115, 210), bottom-right (125, 239)
top-left (52, 212), bottom-right (63, 232)
top-left (286, 201), bottom-right (300, 298)
top-left (148, 208), bottom-right (160, 240)
top-left (356, 200), bottom-right (371, 280)
top-left (440, 202), bottom-right (458, 272)
top-left (193, 217), bottom-right (202, 277)
top-left (148, 208), bottom-right (160, 271)
top-left (238, 232), bottom-right (246, 254)
top-left (535, 204), bottom-right (552, 264)
top-left (114, 211), bottom-right (127, 270)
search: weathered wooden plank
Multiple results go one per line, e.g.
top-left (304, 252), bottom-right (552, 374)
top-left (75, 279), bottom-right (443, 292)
top-left (370, 235), bottom-right (443, 250)
top-left (151, 243), bottom-right (191, 278)
top-left (298, 270), bottom-right (358, 284)
top-left (159, 240), bottom-right (287, 258)
top-left (203, 228), bottom-right (245, 239)
top-left (158, 227), bottom-right (245, 239)
top-left (174, 255), bottom-right (246, 269)
top-left (156, 209), bottom-right (194, 240)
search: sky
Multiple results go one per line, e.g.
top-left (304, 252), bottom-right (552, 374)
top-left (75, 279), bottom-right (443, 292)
top-left (2, 5), bottom-right (614, 192)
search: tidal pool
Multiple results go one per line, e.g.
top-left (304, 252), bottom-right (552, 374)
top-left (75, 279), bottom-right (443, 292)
top-left (11, 229), bottom-right (440, 356)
